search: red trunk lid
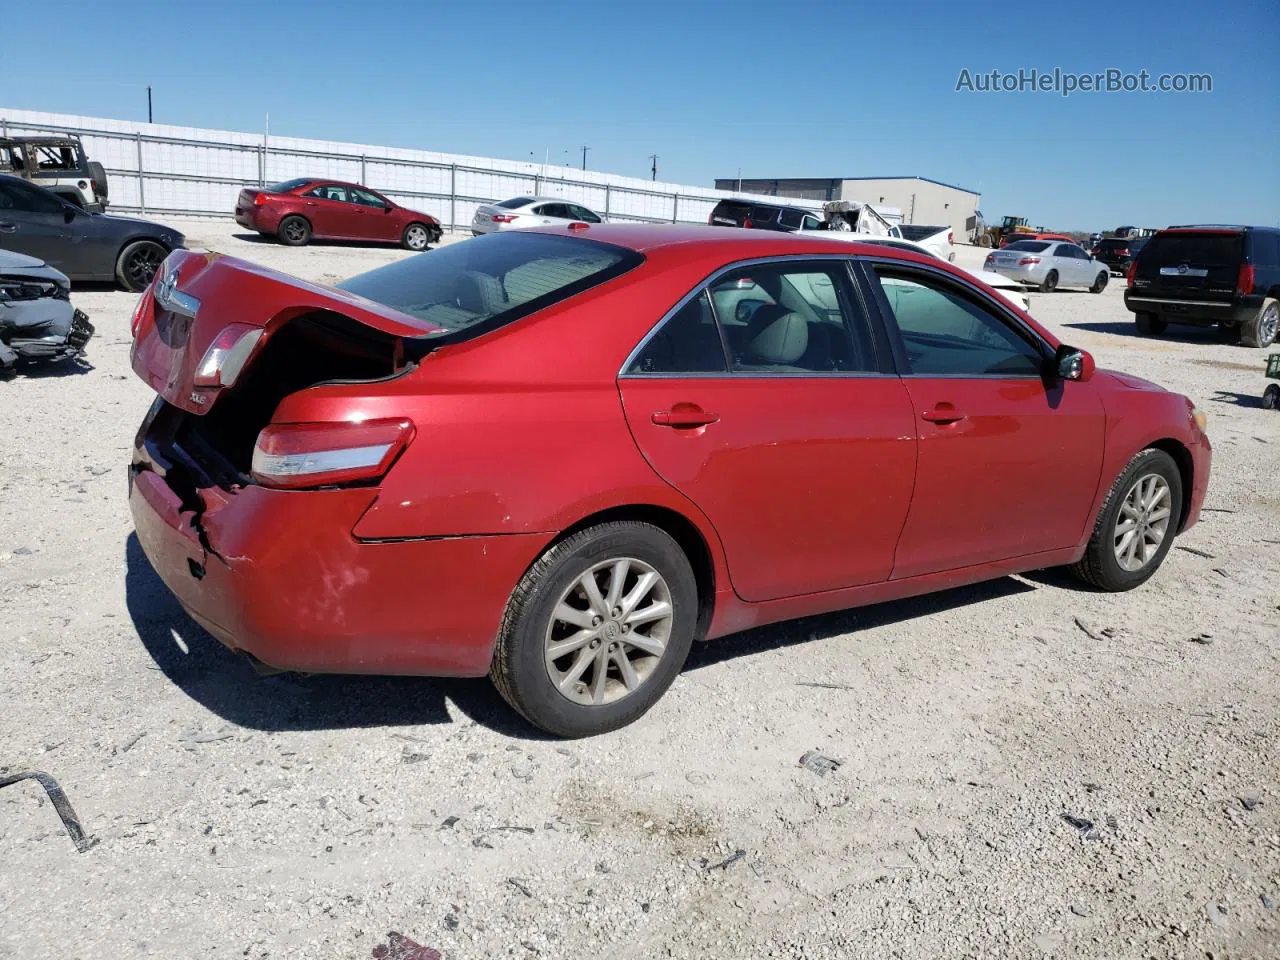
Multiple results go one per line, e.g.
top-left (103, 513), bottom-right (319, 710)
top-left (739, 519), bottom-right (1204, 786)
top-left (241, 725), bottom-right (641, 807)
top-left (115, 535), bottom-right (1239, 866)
top-left (130, 250), bottom-right (442, 414)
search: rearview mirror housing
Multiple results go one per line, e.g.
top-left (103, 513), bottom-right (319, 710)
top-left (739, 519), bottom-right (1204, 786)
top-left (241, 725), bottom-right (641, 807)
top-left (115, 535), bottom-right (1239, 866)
top-left (1053, 345), bottom-right (1094, 382)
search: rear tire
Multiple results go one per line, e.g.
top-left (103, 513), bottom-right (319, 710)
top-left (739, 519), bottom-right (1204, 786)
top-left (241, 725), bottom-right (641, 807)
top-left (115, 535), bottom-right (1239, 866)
top-left (114, 240), bottom-right (167, 292)
top-left (1070, 448), bottom-right (1183, 592)
top-left (1090, 271), bottom-right (1108, 293)
top-left (277, 215), bottom-right (311, 247)
top-left (1040, 270), bottom-right (1058, 293)
top-left (490, 521), bottom-right (698, 738)
top-left (1135, 311), bottom-right (1167, 336)
top-left (1240, 297), bottom-right (1278, 348)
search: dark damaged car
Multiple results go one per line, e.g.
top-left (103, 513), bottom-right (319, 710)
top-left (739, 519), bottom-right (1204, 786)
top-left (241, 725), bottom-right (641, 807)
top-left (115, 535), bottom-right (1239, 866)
top-left (0, 249), bottom-right (93, 377)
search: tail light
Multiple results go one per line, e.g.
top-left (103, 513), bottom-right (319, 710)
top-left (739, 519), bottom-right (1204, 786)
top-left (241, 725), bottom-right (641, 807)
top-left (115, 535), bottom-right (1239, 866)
top-left (1126, 260), bottom-right (1138, 287)
top-left (129, 289), bottom-right (152, 337)
top-left (251, 419), bottom-right (415, 489)
top-left (743, 217), bottom-right (753, 229)
top-left (253, 193), bottom-right (268, 206)
top-left (1237, 263), bottom-right (1255, 295)
top-left (1118, 247), bottom-right (1130, 256)
top-left (1018, 257), bottom-right (1040, 265)
top-left (947, 231), bottom-right (954, 245)
top-left (707, 215), bottom-right (715, 225)
top-left (193, 324), bottom-right (264, 388)
top-left (491, 214), bottom-right (517, 224)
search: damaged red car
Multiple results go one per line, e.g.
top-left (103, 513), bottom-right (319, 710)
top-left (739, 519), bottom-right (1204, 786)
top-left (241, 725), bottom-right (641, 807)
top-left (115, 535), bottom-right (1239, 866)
top-left (128, 226), bottom-right (1211, 737)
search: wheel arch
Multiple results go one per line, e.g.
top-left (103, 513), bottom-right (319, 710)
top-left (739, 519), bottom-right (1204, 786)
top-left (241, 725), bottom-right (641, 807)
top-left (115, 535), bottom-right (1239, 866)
top-left (1145, 438), bottom-right (1195, 532)
top-left (549, 504), bottom-right (717, 641)
top-left (278, 213), bottom-right (312, 232)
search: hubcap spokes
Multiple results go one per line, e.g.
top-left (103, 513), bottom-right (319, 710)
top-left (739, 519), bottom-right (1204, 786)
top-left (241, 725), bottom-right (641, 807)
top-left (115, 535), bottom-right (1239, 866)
top-left (1113, 474), bottom-right (1172, 572)
top-left (1261, 305), bottom-right (1278, 344)
top-left (545, 557), bottom-right (673, 706)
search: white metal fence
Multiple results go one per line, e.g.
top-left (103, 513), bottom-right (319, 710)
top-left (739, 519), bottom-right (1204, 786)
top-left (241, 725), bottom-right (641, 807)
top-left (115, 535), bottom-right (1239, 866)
top-left (0, 108), bottom-right (820, 230)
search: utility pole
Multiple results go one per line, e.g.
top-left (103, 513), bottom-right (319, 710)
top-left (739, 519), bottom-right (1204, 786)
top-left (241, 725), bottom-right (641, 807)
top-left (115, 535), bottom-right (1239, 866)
top-left (147, 85), bottom-right (153, 123)
top-left (648, 154), bottom-right (658, 181)
top-left (580, 145), bottom-right (589, 171)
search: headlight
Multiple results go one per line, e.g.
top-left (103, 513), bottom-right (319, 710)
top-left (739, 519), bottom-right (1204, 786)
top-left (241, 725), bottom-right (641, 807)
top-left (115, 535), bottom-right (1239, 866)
top-left (1192, 406), bottom-right (1208, 432)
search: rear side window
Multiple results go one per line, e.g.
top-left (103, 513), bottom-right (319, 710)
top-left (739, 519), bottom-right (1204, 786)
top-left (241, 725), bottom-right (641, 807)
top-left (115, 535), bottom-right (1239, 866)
top-left (496, 196), bottom-right (534, 209)
top-left (1142, 232), bottom-right (1243, 267)
top-left (1250, 230), bottom-right (1280, 267)
top-left (338, 232), bottom-right (642, 337)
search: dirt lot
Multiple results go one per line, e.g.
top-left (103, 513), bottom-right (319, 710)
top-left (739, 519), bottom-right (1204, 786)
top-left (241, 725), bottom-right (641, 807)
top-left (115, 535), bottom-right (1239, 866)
top-left (2, 222), bottom-right (1277, 960)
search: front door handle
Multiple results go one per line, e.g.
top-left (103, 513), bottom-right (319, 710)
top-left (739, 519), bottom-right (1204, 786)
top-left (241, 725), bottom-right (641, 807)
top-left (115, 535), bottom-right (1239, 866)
top-left (652, 404), bottom-right (718, 428)
top-left (921, 404), bottom-right (966, 425)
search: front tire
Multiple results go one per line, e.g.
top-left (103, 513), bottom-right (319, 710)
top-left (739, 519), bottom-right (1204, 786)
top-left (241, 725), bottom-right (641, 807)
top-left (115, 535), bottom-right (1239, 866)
top-left (1070, 448), bottom-right (1183, 592)
top-left (277, 215), bottom-right (311, 246)
top-left (1263, 384), bottom-right (1280, 410)
top-left (490, 521), bottom-right (698, 738)
top-left (1241, 297), bottom-right (1279, 348)
top-left (1039, 270), bottom-right (1058, 293)
top-left (1090, 271), bottom-right (1108, 293)
top-left (401, 222), bottom-right (431, 251)
top-left (115, 240), bottom-right (167, 292)
top-left (1135, 311), bottom-right (1167, 336)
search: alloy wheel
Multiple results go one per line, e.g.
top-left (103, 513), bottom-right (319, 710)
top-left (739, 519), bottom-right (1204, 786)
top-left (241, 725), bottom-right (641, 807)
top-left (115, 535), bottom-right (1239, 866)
top-left (405, 225), bottom-right (429, 250)
top-left (544, 557), bottom-right (673, 706)
top-left (127, 244), bottom-right (165, 287)
top-left (1260, 303), bottom-right (1279, 345)
top-left (1113, 473), bottom-right (1173, 572)
top-left (283, 219), bottom-right (306, 243)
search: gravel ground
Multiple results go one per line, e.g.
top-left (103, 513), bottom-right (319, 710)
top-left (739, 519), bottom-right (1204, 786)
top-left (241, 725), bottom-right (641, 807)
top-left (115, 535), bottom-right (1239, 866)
top-left (1, 223), bottom-right (1277, 960)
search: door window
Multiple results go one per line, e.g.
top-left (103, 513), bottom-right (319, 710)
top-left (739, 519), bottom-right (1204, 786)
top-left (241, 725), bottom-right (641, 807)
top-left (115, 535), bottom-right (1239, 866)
top-left (0, 179), bottom-right (64, 213)
top-left (535, 203), bottom-right (570, 219)
top-left (870, 267), bottom-right (1045, 377)
top-left (349, 187), bottom-right (387, 208)
top-left (569, 204), bottom-right (601, 223)
top-left (304, 184), bottom-right (350, 203)
top-left (627, 260), bottom-right (877, 375)
top-left (801, 215), bottom-right (822, 231)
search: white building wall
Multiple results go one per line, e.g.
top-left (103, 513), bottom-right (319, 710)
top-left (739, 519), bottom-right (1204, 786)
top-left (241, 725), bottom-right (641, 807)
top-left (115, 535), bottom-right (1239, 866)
top-left (838, 178), bottom-right (979, 240)
top-left (1, 108), bottom-right (822, 228)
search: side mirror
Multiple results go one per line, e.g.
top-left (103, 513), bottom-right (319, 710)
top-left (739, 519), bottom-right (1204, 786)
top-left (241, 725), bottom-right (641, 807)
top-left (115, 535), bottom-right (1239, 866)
top-left (63, 205), bottom-right (77, 223)
top-left (1053, 345), bottom-right (1094, 382)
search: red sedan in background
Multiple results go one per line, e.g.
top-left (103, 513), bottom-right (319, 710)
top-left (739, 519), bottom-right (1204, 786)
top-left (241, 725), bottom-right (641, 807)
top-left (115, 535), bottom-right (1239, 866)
top-left (234, 177), bottom-right (442, 250)
top-left (128, 225), bottom-right (1210, 737)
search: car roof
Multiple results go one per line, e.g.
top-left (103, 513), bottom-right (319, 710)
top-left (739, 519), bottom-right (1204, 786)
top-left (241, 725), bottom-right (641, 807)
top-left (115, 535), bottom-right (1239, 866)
top-left (523, 222), bottom-right (949, 262)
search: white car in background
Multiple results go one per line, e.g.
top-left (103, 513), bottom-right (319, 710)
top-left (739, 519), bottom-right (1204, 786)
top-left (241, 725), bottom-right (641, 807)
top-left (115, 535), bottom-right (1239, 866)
top-left (985, 240), bottom-right (1110, 293)
top-left (854, 235), bottom-right (1032, 311)
top-left (471, 196), bottom-right (604, 235)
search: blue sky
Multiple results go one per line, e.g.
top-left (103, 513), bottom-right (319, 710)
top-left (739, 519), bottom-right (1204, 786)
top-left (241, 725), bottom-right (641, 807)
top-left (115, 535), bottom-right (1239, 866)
top-left (3, 0), bottom-right (1277, 230)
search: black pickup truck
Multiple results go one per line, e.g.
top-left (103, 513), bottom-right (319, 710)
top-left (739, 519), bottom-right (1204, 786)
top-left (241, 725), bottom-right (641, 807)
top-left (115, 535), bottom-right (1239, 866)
top-left (1124, 225), bottom-right (1280, 347)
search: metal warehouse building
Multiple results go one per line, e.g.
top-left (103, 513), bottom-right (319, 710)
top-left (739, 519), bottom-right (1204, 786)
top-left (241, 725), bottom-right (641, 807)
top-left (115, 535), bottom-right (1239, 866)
top-left (713, 176), bottom-right (981, 241)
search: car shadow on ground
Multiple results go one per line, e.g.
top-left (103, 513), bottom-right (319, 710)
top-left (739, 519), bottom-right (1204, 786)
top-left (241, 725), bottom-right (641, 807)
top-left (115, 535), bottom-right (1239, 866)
top-left (230, 232), bottom-right (418, 251)
top-left (1208, 389), bottom-right (1266, 409)
top-left (6, 359), bottom-right (93, 379)
top-left (1062, 320), bottom-right (1230, 344)
top-left (684, 576), bottom-right (1036, 671)
top-left (126, 532), bottom-right (1044, 737)
top-left (123, 533), bottom-right (547, 740)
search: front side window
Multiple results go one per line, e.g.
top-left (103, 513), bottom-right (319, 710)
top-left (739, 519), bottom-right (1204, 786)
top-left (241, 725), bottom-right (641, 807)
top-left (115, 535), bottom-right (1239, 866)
top-left (350, 187), bottom-right (387, 208)
top-left (801, 215), bottom-right (822, 231)
top-left (570, 204), bottom-right (601, 223)
top-left (0, 179), bottom-right (64, 214)
top-left (339, 232), bottom-right (641, 337)
top-left (871, 267), bottom-right (1044, 377)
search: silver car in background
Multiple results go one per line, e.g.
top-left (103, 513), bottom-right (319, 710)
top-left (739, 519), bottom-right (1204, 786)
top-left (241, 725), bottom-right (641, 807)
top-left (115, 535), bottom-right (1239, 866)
top-left (471, 196), bottom-right (605, 235)
top-left (985, 240), bottom-right (1110, 293)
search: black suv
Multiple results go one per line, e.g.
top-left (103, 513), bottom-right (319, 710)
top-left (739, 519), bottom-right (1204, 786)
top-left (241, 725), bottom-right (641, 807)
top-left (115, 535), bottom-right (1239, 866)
top-left (1124, 225), bottom-right (1280, 347)
top-left (708, 199), bottom-right (823, 232)
top-left (1093, 236), bottom-right (1148, 275)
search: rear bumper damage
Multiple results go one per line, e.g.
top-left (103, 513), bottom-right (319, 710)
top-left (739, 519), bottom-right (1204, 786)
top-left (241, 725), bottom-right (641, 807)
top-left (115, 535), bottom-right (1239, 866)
top-left (0, 295), bottom-right (93, 376)
top-left (128, 402), bottom-right (545, 677)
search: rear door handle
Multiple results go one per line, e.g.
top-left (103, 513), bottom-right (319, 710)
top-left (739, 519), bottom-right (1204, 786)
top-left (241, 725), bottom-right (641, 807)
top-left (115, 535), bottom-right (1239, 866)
top-left (921, 405), bottom-right (966, 425)
top-left (652, 405), bottom-right (719, 428)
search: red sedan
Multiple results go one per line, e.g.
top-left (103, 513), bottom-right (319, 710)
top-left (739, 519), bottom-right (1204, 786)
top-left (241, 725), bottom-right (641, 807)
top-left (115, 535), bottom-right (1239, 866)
top-left (128, 225), bottom-right (1211, 737)
top-left (234, 178), bottom-right (442, 250)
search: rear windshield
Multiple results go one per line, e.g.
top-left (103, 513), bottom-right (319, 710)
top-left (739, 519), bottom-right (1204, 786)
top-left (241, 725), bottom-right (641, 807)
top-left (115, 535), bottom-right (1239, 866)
top-left (338, 232), bottom-right (642, 337)
top-left (1004, 240), bottom-right (1050, 252)
top-left (1141, 232), bottom-right (1242, 266)
top-left (496, 196), bottom-right (534, 209)
top-left (1096, 239), bottom-right (1135, 251)
top-left (266, 178), bottom-right (315, 193)
top-left (712, 201), bottom-right (780, 223)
